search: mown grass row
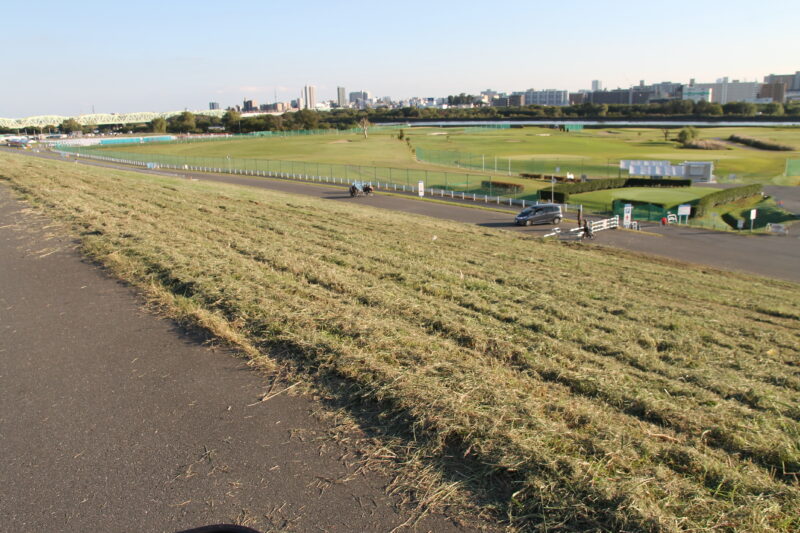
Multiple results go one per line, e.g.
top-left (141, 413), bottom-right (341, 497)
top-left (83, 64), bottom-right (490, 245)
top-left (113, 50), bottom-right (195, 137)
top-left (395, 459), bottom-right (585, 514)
top-left (2, 153), bottom-right (798, 531)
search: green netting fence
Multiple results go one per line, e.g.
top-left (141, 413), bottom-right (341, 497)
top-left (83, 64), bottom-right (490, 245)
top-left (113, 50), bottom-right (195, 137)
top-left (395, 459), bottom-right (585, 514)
top-left (415, 147), bottom-right (621, 179)
top-left (55, 144), bottom-right (550, 206)
top-left (612, 200), bottom-right (669, 222)
top-left (463, 123), bottom-right (511, 133)
top-left (786, 159), bottom-right (800, 176)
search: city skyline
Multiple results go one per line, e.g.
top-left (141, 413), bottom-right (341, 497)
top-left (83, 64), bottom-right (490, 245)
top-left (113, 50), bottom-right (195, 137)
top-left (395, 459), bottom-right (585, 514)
top-left (1, 0), bottom-right (798, 117)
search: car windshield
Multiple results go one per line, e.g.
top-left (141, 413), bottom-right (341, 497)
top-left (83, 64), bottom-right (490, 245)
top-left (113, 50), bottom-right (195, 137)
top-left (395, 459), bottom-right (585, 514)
top-left (519, 207), bottom-right (534, 215)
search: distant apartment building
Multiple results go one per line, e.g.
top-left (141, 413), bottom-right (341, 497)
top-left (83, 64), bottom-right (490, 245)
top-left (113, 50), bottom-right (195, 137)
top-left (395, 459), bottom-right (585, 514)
top-left (480, 89), bottom-right (499, 104)
top-left (690, 78), bottom-right (760, 104)
top-left (680, 86), bottom-right (713, 103)
top-left (650, 82), bottom-right (682, 99)
top-left (759, 83), bottom-right (786, 103)
top-left (764, 72), bottom-right (800, 91)
top-left (336, 86), bottom-right (347, 107)
top-left (492, 94), bottom-right (525, 107)
top-left (243, 99), bottom-right (257, 112)
top-left (302, 85), bottom-right (316, 110)
top-left (569, 92), bottom-right (586, 105)
top-left (524, 89), bottom-right (569, 106)
top-left (591, 80), bottom-right (603, 92)
top-left (589, 89), bottom-right (630, 105)
top-left (209, 102), bottom-right (220, 110)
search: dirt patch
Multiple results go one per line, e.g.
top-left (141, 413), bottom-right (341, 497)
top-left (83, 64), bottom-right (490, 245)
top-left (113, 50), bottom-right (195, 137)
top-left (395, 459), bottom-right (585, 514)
top-left (329, 139), bottom-right (352, 144)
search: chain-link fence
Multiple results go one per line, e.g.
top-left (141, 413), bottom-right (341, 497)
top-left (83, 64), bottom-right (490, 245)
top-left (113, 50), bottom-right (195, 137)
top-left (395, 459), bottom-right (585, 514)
top-left (415, 147), bottom-right (621, 179)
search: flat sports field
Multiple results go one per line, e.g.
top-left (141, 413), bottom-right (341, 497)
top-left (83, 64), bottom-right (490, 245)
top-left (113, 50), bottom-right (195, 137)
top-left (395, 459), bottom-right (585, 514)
top-left (105, 126), bottom-right (800, 188)
top-left (570, 186), bottom-right (718, 211)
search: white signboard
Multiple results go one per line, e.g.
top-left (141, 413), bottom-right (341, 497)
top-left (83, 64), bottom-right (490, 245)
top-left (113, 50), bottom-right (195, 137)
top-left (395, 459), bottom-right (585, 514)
top-left (750, 209), bottom-right (757, 220)
top-left (418, 180), bottom-right (425, 197)
top-left (677, 204), bottom-right (691, 216)
top-left (623, 204), bottom-right (633, 228)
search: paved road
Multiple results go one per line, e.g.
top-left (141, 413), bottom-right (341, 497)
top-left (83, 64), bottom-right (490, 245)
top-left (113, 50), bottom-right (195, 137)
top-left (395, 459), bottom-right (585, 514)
top-left (0, 186), bottom-right (480, 532)
top-left (7, 148), bottom-right (800, 282)
top-left (765, 185), bottom-right (800, 215)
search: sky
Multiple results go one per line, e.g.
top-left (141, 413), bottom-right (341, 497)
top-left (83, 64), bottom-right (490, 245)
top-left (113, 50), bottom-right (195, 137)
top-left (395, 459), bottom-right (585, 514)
top-left (1, 0), bottom-right (798, 118)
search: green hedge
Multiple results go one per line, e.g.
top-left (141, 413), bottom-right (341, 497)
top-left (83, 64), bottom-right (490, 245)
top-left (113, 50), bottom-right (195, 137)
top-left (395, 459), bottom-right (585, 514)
top-left (729, 135), bottom-right (794, 151)
top-left (538, 190), bottom-right (568, 203)
top-left (481, 180), bottom-right (524, 193)
top-left (539, 178), bottom-right (691, 202)
top-left (693, 184), bottom-right (762, 217)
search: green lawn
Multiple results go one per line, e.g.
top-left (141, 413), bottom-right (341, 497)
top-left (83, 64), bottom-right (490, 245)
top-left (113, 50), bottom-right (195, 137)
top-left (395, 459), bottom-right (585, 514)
top-left (570, 186), bottom-right (718, 212)
top-left (408, 126), bottom-right (800, 183)
top-left (93, 125), bottom-right (800, 199)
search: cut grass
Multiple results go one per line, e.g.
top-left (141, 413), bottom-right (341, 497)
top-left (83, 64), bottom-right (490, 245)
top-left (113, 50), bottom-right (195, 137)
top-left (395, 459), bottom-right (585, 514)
top-left (2, 151), bottom-right (799, 532)
top-left (570, 187), bottom-right (718, 212)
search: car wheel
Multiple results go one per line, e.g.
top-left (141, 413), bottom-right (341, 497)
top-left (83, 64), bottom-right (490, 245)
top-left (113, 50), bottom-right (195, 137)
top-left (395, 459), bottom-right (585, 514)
top-left (553, 216), bottom-right (561, 224)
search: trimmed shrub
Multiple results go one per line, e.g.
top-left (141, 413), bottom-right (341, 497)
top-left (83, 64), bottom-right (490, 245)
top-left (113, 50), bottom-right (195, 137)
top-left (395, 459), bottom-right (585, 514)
top-left (538, 190), bottom-right (568, 203)
top-left (481, 180), bottom-right (523, 193)
top-left (693, 184), bottom-right (762, 217)
top-left (729, 135), bottom-right (794, 151)
top-left (543, 178), bottom-right (692, 202)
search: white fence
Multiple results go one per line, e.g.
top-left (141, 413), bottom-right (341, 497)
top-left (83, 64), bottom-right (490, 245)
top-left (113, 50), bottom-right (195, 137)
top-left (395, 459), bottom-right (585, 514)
top-left (56, 149), bottom-right (580, 212)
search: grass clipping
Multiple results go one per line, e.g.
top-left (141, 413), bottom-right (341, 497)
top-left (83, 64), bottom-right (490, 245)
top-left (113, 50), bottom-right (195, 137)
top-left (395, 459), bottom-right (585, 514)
top-left (2, 153), bottom-right (799, 532)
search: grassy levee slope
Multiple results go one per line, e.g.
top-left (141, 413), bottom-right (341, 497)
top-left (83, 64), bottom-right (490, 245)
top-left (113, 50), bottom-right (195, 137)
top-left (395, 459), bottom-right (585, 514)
top-left (2, 152), bottom-right (799, 532)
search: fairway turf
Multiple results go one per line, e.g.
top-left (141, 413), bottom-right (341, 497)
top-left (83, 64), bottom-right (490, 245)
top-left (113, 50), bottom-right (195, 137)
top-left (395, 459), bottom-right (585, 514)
top-left (3, 152), bottom-right (799, 532)
top-left (570, 187), bottom-right (718, 212)
top-left (409, 126), bottom-right (800, 182)
top-left (102, 126), bottom-right (800, 198)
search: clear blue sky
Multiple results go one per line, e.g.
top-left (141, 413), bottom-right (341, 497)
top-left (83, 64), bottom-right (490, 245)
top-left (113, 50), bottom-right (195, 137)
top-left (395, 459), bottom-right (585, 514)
top-left (1, 0), bottom-right (798, 117)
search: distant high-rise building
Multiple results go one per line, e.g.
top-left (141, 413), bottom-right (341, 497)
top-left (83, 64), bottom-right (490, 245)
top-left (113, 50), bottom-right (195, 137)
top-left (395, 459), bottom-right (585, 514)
top-left (337, 87), bottom-right (347, 107)
top-left (302, 85), bottom-right (316, 110)
top-left (209, 102), bottom-right (220, 110)
top-left (349, 90), bottom-right (371, 107)
top-left (591, 80), bottom-right (603, 92)
top-left (243, 99), bottom-right (257, 112)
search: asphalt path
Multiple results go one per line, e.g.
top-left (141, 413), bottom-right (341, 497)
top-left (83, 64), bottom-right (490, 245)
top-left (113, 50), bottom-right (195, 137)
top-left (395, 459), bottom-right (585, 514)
top-left (0, 186), bottom-right (482, 532)
top-left (14, 148), bottom-right (797, 283)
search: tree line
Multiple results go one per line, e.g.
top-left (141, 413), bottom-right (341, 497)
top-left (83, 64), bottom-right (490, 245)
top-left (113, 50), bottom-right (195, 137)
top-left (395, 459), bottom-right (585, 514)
top-left (2, 100), bottom-right (797, 136)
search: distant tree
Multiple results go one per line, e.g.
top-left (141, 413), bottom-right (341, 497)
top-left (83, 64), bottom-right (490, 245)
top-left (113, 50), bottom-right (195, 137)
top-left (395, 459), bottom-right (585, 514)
top-left (763, 102), bottom-right (784, 116)
top-left (358, 116), bottom-right (370, 139)
top-left (597, 104), bottom-right (609, 117)
top-left (59, 118), bottom-right (82, 134)
top-left (677, 126), bottom-right (699, 146)
top-left (293, 109), bottom-right (320, 130)
top-left (221, 110), bottom-right (241, 132)
top-left (149, 117), bottom-right (167, 133)
top-left (168, 111), bottom-right (196, 133)
top-left (660, 128), bottom-right (672, 141)
top-left (694, 100), bottom-right (723, 116)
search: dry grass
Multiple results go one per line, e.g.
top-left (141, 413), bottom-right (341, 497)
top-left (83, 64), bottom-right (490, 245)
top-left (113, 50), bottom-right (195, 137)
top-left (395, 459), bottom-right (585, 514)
top-left (2, 152), bottom-right (799, 532)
